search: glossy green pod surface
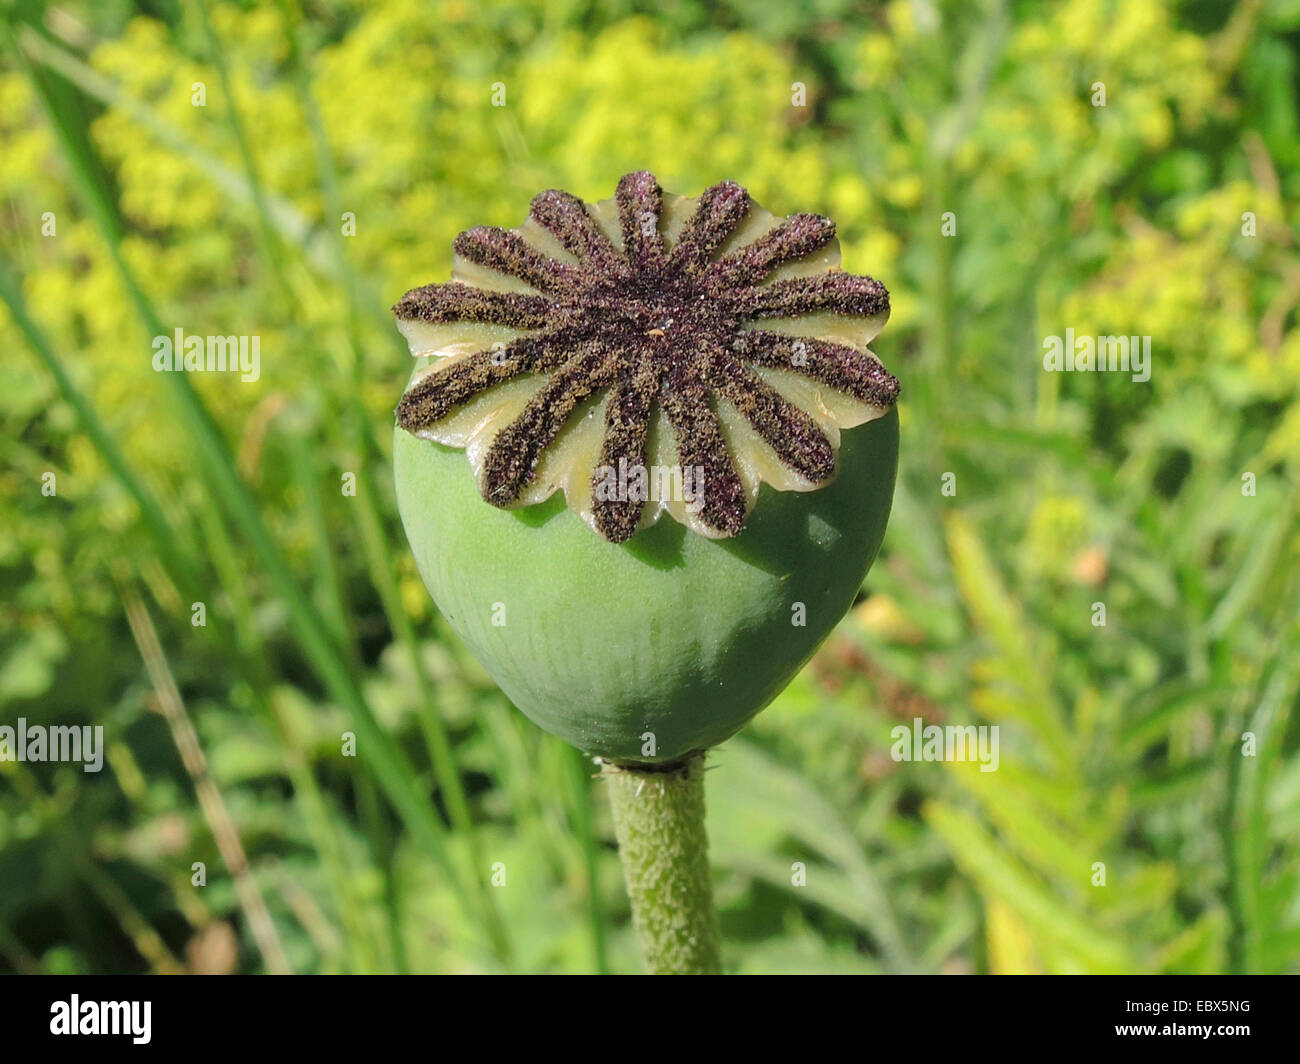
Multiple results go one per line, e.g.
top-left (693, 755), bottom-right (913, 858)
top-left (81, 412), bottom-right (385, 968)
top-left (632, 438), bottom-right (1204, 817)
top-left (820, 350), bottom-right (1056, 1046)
top-left (394, 406), bottom-right (897, 762)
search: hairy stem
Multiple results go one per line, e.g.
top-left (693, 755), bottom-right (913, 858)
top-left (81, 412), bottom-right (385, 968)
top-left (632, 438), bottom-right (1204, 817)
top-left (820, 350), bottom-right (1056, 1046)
top-left (603, 754), bottom-right (721, 974)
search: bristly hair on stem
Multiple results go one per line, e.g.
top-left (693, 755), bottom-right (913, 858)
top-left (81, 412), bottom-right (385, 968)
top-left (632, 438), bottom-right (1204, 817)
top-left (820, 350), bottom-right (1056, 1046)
top-left (601, 753), bottom-right (721, 975)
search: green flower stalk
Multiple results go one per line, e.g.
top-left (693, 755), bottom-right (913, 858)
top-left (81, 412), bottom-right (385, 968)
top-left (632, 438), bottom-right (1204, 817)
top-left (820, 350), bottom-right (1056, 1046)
top-left (392, 171), bottom-right (898, 973)
top-left (602, 755), bottom-right (719, 974)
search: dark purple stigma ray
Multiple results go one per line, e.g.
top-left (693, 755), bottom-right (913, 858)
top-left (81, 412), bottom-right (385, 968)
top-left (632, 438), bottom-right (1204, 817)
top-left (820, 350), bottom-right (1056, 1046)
top-left (659, 353), bottom-right (748, 537)
top-left (481, 344), bottom-right (618, 505)
top-left (736, 331), bottom-right (901, 408)
top-left (704, 341), bottom-right (837, 484)
top-left (393, 282), bottom-right (555, 328)
top-left (705, 213), bottom-right (837, 287)
top-left (395, 330), bottom-right (591, 431)
top-left (727, 272), bottom-right (890, 320)
top-left (668, 180), bottom-right (751, 273)
top-left (591, 360), bottom-right (662, 544)
top-left (615, 170), bottom-right (667, 271)
top-left (529, 189), bottom-right (630, 280)
top-left (452, 226), bottom-right (582, 293)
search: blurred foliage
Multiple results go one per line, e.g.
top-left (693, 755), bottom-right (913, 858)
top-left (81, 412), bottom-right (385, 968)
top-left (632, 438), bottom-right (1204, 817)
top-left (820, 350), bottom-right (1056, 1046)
top-left (1, 0), bottom-right (1298, 974)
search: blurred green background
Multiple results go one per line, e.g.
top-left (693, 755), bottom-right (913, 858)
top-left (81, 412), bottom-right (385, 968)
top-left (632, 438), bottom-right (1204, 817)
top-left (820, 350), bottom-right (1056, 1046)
top-left (1, 0), bottom-right (1298, 975)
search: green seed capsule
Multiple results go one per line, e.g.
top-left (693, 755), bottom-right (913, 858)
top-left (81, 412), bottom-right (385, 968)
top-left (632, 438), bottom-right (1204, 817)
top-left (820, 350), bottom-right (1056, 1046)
top-left (393, 172), bottom-right (899, 763)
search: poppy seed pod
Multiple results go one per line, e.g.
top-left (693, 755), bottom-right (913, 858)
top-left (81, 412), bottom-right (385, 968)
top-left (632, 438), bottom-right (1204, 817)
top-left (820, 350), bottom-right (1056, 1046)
top-left (393, 171), bottom-right (899, 764)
